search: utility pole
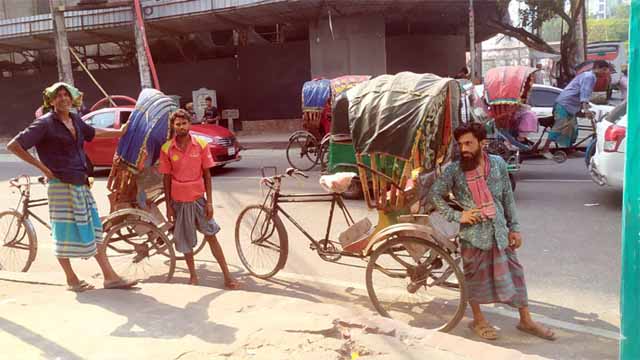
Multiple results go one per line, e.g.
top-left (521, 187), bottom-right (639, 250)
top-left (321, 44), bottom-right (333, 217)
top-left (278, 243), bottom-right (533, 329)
top-left (468, 0), bottom-right (476, 83)
top-left (575, 0), bottom-right (587, 63)
top-left (620, 1), bottom-right (639, 359)
top-left (49, 0), bottom-right (74, 85)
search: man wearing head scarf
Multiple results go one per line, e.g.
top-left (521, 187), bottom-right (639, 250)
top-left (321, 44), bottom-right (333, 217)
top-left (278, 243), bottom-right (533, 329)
top-left (7, 82), bottom-right (138, 292)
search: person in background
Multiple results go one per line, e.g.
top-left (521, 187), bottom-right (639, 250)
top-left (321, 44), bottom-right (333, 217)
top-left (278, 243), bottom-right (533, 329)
top-left (534, 64), bottom-right (545, 85)
top-left (202, 96), bottom-right (220, 125)
top-left (185, 102), bottom-right (198, 123)
top-left (454, 67), bottom-right (470, 80)
top-left (539, 60), bottom-right (611, 159)
top-left (619, 64), bottom-right (628, 101)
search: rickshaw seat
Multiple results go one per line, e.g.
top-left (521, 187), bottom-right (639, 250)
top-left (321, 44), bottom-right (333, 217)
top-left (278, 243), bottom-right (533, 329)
top-left (319, 172), bottom-right (356, 194)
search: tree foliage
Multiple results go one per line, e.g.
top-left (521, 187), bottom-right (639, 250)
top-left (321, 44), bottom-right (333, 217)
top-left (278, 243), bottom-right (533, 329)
top-left (494, 0), bottom-right (586, 86)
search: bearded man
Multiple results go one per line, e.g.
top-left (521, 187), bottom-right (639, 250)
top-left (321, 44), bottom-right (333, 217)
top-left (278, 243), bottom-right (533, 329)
top-left (429, 123), bottom-right (555, 341)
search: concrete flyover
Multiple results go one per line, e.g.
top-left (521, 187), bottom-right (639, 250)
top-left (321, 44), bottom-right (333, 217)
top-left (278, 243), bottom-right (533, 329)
top-left (0, 0), bottom-right (501, 54)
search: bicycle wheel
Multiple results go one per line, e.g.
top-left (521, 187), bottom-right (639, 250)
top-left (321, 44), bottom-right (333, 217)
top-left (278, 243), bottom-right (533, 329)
top-left (319, 135), bottom-right (331, 173)
top-left (104, 219), bottom-right (176, 283)
top-left (286, 132), bottom-right (320, 171)
top-left (235, 205), bottom-right (288, 279)
top-left (0, 211), bottom-right (36, 272)
top-left (366, 237), bottom-right (466, 332)
top-left (152, 196), bottom-right (207, 261)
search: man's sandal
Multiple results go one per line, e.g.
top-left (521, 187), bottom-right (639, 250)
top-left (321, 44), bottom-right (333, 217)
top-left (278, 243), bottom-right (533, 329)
top-left (517, 324), bottom-right (557, 341)
top-left (468, 321), bottom-right (498, 340)
top-left (104, 278), bottom-right (139, 290)
top-left (67, 280), bottom-right (95, 293)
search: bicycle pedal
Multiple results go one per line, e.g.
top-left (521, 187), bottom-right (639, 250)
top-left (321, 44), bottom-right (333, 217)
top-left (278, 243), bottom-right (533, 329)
top-left (309, 243), bottom-right (317, 251)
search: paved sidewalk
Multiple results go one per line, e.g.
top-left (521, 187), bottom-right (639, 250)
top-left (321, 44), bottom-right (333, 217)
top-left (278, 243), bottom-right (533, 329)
top-left (0, 271), bottom-right (549, 360)
top-left (236, 131), bottom-right (290, 150)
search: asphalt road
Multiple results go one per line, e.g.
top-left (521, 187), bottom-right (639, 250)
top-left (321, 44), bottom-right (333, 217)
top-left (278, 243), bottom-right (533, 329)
top-left (0, 150), bottom-right (622, 359)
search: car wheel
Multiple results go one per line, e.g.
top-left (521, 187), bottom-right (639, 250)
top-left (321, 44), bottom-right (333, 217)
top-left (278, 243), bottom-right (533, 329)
top-left (86, 158), bottom-right (95, 176)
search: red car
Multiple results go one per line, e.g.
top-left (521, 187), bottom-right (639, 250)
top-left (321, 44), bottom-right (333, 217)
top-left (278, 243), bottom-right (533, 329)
top-left (82, 106), bottom-right (242, 174)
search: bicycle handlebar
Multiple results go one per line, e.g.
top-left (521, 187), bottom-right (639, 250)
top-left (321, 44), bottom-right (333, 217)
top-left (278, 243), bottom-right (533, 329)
top-left (9, 175), bottom-right (46, 189)
top-left (259, 167), bottom-right (309, 189)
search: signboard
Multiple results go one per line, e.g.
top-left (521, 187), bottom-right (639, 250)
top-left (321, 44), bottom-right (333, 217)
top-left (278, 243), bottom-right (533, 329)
top-left (191, 88), bottom-right (217, 122)
top-left (222, 109), bottom-right (239, 120)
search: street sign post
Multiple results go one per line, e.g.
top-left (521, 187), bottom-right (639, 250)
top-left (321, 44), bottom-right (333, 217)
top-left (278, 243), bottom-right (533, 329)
top-left (620, 1), bottom-right (639, 359)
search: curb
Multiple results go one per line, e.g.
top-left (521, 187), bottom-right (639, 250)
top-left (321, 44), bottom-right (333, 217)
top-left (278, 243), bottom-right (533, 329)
top-left (240, 141), bottom-right (289, 150)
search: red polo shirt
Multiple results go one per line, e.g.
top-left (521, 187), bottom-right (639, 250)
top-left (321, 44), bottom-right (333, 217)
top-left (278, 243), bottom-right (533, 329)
top-left (158, 134), bottom-right (215, 202)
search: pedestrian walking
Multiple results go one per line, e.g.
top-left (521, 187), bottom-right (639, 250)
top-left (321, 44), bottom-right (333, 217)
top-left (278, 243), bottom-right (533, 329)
top-left (159, 109), bottom-right (239, 288)
top-left (429, 123), bottom-right (556, 341)
top-left (539, 60), bottom-right (611, 159)
top-left (7, 82), bottom-right (138, 292)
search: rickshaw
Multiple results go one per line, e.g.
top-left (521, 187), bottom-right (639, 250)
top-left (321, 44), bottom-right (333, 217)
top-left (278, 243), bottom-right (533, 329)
top-left (236, 72), bottom-right (467, 332)
top-left (101, 89), bottom-right (209, 283)
top-left (474, 66), bottom-right (561, 190)
top-left (286, 76), bottom-right (370, 171)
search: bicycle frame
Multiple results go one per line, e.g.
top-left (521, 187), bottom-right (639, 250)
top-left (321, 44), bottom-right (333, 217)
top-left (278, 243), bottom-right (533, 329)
top-left (16, 183), bottom-right (50, 230)
top-left (265, 186), bottom-right (363, 259)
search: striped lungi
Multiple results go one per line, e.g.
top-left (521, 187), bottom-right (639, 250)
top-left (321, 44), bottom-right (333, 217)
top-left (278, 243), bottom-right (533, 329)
top-left (48, 179), bottom-right (103, 259)
top-left (461, 242), bottom-right (528, 308)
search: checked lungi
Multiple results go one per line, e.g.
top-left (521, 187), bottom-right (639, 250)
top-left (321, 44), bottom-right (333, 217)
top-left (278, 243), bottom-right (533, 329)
top-left (461, 243), bottom-right (529, 308)
top-left (48, 179), bottom-right (103, 259)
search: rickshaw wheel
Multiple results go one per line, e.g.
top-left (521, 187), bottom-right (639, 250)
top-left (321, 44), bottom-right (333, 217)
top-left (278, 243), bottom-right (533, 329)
top-left (104, 219), bottom-right (176, 283)
top-left (235, 205), bottom-right (288, 279)
top-left (365, 237), bottom-right (467, 332)
top-left (286, 132), bottom-right (320, 171)
top-left (552, 150), bottom-right (568, 164)
top-left (319, 140), bottom-right (330, 174)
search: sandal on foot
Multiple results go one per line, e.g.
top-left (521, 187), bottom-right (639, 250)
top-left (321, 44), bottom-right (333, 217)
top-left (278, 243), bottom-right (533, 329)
top-left (224, 281), bottom-right (240, 290)
top-left (517, 324), bottom-right (557, 341)
top-left (104, 278), bottom-right (139, 290)
top-left (468, 321), bottom-right (498, 340)
top-left (67, 280), bottom-right (95, 293)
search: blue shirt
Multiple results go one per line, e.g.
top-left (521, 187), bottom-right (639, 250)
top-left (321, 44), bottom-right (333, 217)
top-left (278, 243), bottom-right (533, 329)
top-left (429, 155), bottom-right (520, 250)
top-left (16, 111), bottom-right (96, 185)
top-left (554, 71), bottom-right (597, 115)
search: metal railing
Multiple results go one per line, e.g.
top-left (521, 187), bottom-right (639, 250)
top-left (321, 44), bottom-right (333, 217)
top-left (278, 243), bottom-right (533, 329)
top-left (0, 0), bottom-right (278, 40)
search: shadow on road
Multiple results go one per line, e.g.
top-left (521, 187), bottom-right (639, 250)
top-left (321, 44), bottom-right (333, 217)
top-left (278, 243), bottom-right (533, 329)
top-left (0, 317), bottom-right (84, 360)
top-left (76, 289), bottom-right (237, 344)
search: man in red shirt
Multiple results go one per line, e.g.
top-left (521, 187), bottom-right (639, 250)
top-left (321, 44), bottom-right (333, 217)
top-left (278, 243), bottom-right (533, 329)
top-left (159, 109), bottom-right (239, 288)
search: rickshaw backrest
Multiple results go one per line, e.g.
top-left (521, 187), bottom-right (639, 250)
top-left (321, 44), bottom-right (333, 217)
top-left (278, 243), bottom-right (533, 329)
top-left (346, 72), bottom-right (461, 214)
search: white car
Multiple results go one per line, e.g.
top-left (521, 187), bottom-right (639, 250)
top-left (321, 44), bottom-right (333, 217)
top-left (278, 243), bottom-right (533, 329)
top-left (589, 102), bottom-right (626, 190)
top-left (527, 85), bottom-right (614, 148)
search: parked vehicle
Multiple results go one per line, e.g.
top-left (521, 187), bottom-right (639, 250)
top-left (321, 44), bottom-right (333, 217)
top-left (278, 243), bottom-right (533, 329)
top-left (82, 106), bottom-right (242, 175)
top-left (587, 41), bottom-right (627, 87)
top-left (588, 101), bottom-right (626, 190)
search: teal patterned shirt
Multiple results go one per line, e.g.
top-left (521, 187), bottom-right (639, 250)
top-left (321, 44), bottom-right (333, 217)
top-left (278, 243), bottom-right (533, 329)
top-left (429, 155), bottom-right (520, 250)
